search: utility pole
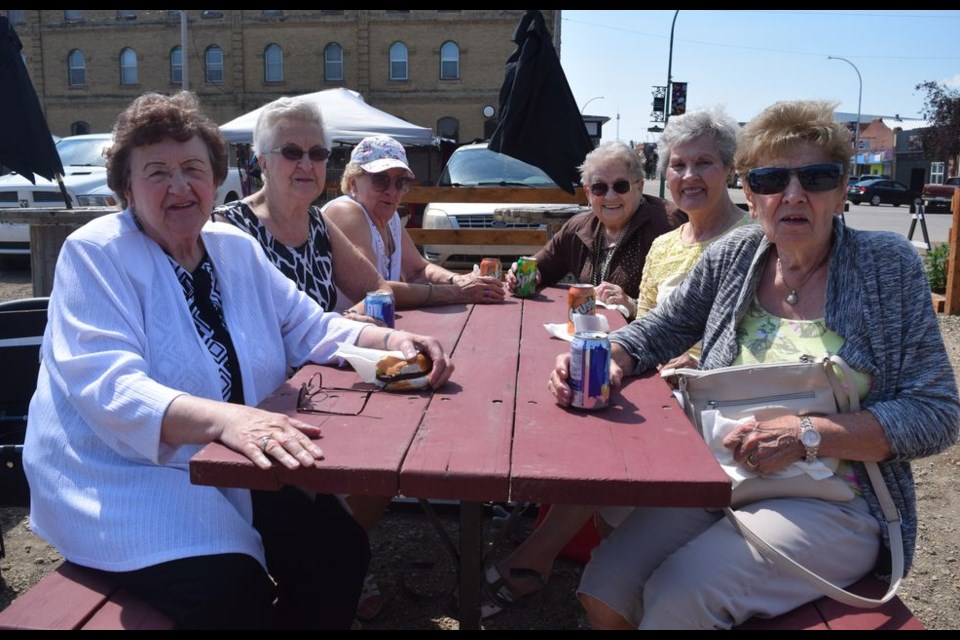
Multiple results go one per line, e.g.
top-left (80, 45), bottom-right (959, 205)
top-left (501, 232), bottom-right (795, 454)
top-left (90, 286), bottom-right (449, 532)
top-left (659, 10), bottom-right (680, 198)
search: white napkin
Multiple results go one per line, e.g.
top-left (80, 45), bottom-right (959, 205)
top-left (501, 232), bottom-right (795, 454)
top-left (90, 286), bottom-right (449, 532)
top-left (333, 342), bottom-right (405, 387)
top-left (543, 313), bottom-right (610, 341)
top-left (701, 409), bottom-right (839, 488)
top-left (596, 300), bottom-right (631, 319)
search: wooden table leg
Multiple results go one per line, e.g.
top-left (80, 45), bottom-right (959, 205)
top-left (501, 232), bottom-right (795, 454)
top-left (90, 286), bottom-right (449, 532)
top-left (458, 501), bottom-right (483, 630)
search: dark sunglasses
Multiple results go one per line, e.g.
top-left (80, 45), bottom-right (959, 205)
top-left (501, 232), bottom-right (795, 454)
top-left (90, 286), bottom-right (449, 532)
top-left (271, 145), bottom-right (331, 163)
top-left (297, 372), bottom-right (372, 416)
top-left (368, 172), bottom-right (414, 193)
top-left (589, 179), bottom-right (636, 197)
top-left (746, 163), bottom-right (843, 195)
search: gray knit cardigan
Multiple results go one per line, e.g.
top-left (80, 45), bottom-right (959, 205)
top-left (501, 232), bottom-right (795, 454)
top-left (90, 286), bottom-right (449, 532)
top-left (610, 217), bottom-right (960, 574)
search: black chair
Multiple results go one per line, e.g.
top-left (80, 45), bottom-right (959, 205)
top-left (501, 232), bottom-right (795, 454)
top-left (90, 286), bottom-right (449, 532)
top-left (0, 297), bottom-right (48, 559)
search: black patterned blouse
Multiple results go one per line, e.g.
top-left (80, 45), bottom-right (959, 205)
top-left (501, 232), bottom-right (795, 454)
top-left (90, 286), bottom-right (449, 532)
top-left (215, 200), bottom-right (338, 310)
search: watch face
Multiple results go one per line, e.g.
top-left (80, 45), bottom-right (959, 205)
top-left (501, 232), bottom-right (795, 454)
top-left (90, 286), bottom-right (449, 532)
top-left (801, 428), bottom-right (821, 447)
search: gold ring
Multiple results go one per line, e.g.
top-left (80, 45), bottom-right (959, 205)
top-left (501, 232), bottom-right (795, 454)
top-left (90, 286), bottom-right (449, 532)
top-left (259, 436), bottom-right (271, 452)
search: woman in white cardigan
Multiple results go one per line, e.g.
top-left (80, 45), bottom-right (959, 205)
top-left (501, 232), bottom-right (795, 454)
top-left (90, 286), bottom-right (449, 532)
top-left (22, 91), bottom-right (452, 630)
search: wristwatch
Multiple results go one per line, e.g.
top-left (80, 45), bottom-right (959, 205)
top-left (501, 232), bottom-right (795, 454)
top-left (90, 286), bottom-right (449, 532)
top-left (799, 416), bottom-right (820, 463)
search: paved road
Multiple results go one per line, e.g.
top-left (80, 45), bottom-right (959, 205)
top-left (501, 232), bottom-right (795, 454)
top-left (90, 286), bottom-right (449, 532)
top-left (643, 179), bottom-right (953, 248)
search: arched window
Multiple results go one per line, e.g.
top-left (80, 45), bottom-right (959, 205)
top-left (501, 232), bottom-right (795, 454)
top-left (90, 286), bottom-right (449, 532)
top-left (324, 43), bottom-right (343, 82)
top-left (205, 45), bottom-right (224, 84)
top-left (264, 44), bottom-right (283, 83)
top-left (389, 42), bottom-right (408, 81)
top-left (70, 121), bottom-right (90, 136)
top-left (67, 49), bottom-right (86, 87)
top-left (437, 117), bottom-right (459, 143)
top-left (120, 47), bottom-right (138, 85)
top-left (440, 41), bottom-right (459, 80)
top-left (170, 46), bottom-right (182, 84)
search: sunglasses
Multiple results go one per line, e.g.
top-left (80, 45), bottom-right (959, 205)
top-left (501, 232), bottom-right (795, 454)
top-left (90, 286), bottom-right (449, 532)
top-left (297, 372), bottom-right (372, 416)
top-left (271, 144), bottom-right (331, 163)
top-left (589, 180), bottom-right (636, 197)
top-left (368, 172), bottom-right (414, 194)
top-left (746, 163), bottom-right (843, 195)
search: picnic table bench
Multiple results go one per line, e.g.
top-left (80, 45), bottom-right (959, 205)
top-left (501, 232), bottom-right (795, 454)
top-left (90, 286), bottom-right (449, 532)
top-left (0, 562), bottom-right (173, 630)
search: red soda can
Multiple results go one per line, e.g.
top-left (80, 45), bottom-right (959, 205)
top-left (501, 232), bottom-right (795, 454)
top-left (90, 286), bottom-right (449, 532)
top-left (567, 283), bottom-right (596, 334)
top-left (479, 257), bottom-right (502, 280)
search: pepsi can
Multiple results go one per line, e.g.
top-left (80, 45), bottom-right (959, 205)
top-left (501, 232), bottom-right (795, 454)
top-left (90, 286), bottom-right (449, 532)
top-left (569, 331), bottom-right (610, 410)
top-left (364, 290), bottom-right (395, 328)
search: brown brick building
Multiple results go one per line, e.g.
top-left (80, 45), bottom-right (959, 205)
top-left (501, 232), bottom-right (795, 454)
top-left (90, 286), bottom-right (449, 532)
top-left (8, 10), bottom-right (560, 145)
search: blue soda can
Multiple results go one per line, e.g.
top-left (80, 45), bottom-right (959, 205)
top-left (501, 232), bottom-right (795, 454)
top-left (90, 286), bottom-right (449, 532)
top-left (569, 331), bottom-right (611, 410)
top-left (364, 290), bottom-right (395, 328)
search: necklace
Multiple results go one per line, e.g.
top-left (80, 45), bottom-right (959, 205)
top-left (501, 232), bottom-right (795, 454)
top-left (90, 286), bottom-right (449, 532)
top-left (591, 222), bottom-right (629, 285)
top-left (777, 256), bottom-right (827, 305)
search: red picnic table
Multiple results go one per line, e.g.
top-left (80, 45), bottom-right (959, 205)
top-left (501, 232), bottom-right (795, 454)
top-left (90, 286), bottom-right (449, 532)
top-left (189, 285), bottom-right (730, 629)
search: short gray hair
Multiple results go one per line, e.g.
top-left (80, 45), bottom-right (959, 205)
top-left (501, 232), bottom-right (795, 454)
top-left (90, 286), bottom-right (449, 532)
top-left (252, 96), bottom-right (326, 156)
top-left (656, 106), bottom-right (739, 176)
top-left (579, 141), bottom-right (645, 185)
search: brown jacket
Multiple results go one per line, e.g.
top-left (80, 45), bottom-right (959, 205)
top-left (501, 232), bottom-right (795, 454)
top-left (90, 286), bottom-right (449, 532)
top-left (534, 195), bottom-right (686, 298)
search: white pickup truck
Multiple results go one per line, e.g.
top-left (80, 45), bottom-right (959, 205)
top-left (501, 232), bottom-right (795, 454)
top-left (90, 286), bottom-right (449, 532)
top-left (0, 134), bottom-right (244, 256)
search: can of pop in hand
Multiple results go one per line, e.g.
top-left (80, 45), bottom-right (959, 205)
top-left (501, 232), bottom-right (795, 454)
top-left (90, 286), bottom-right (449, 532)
top-left (567, 283), bottom-right (596, 334)
top-left (569, 331), bottom-right (610, 410)
top-left (364, 290), bottom-right (395, 328)
top-left (479, 257), bottom-right (503, 280)
top-left (514, 256), bottom-right (538, 298)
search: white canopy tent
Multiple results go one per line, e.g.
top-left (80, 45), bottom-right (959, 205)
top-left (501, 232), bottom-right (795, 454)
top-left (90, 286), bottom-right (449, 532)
top-left (219, 87), bottom-right (437, 147)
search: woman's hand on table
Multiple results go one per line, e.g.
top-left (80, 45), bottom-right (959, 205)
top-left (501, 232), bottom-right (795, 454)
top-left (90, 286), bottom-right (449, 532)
top-left (217, 404), bottom-right (325, 471)
top-left (341, 306), bottom-right (386, 326)
top-left (547, 352), bottom-right (625, 407)
top-left (452, 273), bottom-right (505, 303)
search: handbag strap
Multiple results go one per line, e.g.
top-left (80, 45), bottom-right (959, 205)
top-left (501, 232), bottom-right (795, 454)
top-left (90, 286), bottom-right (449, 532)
top-left (725, 354), bottom-right (904, 608)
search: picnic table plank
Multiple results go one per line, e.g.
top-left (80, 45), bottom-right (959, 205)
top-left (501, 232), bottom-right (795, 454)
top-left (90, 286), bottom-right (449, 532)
top-left (399, 299), bottom-right (521, 502)
top-left (509, 286), bottom-right (730, 507)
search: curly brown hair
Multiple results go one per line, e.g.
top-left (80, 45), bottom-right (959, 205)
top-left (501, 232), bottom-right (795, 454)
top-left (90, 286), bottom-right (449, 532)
top-left (106, 91), bottom-right (227, 209)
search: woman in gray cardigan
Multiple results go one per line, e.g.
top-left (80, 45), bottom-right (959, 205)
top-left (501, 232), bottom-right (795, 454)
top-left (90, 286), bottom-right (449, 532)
top-left (546, 100), bottom-right (960, 629)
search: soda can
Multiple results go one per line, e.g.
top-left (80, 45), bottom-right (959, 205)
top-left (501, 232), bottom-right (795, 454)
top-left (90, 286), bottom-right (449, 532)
top-left (567, 283), bottom-right (596, 335)
top-left (364, 290), bottom-right (395, 328)
top-left (514, 256), bottom-right (538, 298)
top-left (479, 257), bottom-right (503, 280)
top-left (569, 331), bottom-right (610, 410)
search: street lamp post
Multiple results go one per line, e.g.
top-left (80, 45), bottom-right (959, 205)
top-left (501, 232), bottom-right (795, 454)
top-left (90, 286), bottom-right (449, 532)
top-left (580, 96), bottom-right (604, 114)
top-left (659, 10), bottom-right (680, 198)
top-left (828, 56), bottom-right (862, 175)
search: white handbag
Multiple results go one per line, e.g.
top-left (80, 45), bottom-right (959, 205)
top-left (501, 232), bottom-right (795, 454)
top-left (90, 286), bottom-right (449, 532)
top-left (662, 355), bottom-right (903, 608)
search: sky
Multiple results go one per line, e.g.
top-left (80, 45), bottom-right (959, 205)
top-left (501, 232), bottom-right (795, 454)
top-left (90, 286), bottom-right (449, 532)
top-left (558, 10), bottom-right (960, 145)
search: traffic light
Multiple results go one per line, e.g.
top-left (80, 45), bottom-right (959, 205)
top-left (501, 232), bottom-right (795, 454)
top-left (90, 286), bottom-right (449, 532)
top-left (670, 82), bottom-right (687, 116)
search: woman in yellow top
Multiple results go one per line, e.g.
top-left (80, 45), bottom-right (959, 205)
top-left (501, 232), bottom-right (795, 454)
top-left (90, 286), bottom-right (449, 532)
top-left (632, 105), bottom-right (753, 367)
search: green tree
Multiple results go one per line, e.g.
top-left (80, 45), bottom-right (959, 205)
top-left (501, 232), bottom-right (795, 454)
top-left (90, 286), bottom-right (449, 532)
top-left (915, 81), bottom-right (960, 166)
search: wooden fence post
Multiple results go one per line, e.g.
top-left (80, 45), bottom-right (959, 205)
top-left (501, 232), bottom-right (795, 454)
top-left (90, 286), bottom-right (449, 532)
top-left (945, 189), bottom-right (960, 315)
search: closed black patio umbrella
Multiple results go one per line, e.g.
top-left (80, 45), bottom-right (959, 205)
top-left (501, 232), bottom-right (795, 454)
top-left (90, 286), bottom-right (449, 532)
top-left (0, 16), bottom-right (68, 205)
top-left (488, 10), bottom-right (592, 194)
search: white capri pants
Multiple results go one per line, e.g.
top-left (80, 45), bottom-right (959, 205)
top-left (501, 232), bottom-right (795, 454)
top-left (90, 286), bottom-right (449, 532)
top-left (578, 496), bottom-right (881, 629)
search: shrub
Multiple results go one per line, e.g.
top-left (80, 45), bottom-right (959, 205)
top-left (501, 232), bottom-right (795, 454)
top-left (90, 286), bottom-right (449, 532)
top-left (925, 243), bottom-right (950, 293)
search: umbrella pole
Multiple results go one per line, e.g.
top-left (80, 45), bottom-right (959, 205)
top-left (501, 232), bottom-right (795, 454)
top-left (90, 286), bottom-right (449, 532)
top-left (55, 173), bottom-right (72, 209)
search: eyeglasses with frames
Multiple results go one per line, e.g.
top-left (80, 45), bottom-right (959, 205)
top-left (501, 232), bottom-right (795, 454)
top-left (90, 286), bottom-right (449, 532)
top-left (271, 145), bottom-right (331, 163)
top-left (296, 372), bottom-right (372, 416)
top-left (589, 179), bottom-right (637, 197)
top-left (746, 163), bottom-right (844, 195)
top-left (368, 172), bottom-right (414, 194)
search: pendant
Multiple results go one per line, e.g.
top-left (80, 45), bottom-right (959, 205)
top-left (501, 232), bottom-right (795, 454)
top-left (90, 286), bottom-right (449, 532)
top-left (786, 289), bottom-right (799, 305)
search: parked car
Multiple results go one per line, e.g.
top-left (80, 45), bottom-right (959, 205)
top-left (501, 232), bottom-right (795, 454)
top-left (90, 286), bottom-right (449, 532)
top-left (921, 177), bottom-right (960, 212)
top-left (0, 134), bottom-right (244, 256)
top-left (847, 178), bottom-right (920, 207)
top-left (849, 174), bottom-right (891, 185)
top-left (421, 142), bottom-right (587, 269)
